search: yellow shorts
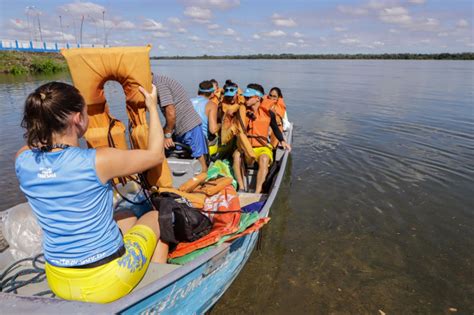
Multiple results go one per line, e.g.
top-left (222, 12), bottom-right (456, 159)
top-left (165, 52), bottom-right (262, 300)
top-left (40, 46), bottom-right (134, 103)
top-left (45, 224), bottom-right (157, 303)
top-left (253, 146), bottom-right (273, 164)
top-left (209, 138), bottom-right (235, 156)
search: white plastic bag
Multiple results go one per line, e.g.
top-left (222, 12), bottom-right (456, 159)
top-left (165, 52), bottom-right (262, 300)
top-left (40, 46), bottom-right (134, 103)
top-left (2, 203), bottom-right (43, 260)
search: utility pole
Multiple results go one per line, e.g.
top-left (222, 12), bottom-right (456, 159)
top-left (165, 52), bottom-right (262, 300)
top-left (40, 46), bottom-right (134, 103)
top-left (79, 15), bottom-right (84, 45)
top-left (102, 10), bottom-right (107, 46)
top-left (25, 7), bottom-right (31, 41)
top-left (59, 15), bottom-right (65, 42)
top-left (37, 11), bottom-right (43, 42)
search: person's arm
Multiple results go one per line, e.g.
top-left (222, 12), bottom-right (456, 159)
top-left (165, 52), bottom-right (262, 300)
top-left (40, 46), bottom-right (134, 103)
top-left (269, 111), bottom-right (291, 151)
top-left (96, 84), bottom-right (165, 183)
top-left (207, 101), bottom-right (218, 135)
top-left (163, 104), bottom-right (176, 134)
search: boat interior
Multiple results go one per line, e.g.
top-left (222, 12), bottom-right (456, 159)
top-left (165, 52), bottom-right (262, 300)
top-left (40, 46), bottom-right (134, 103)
top-left (0, 126), bottom-right (291, 300)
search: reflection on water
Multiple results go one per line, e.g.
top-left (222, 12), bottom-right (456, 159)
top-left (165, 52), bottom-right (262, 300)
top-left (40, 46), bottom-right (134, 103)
top-left (1, 60), bottom-right (473, 313)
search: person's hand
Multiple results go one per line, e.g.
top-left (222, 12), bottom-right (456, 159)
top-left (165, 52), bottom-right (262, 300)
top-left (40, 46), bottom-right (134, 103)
top-left (280, 141), bottom-right (292, 152)
top-left (138, 84), bottom-right (157, 111)
top-left (164, 138), bottom-right (175, 150)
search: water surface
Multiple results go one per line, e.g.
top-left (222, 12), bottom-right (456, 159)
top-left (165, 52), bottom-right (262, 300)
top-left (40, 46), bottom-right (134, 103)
top-left (0, 60), bottom-right (473, 313)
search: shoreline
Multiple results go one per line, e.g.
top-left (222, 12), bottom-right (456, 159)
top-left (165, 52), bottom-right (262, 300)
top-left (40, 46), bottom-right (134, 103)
top-left (152, 52), bottom-right (474, 60)
top-left (0, 51), bottom-right (67, 74)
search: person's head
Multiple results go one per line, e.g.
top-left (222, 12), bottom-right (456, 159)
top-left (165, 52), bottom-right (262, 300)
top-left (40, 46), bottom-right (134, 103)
top-left (269, 87), bottom-right (283, 100)
top-left (22, 82), bottom-right (87, 149)
top-left (198, 80), bottom-right (215, 98)
top-left (243, 83), bottom-right (264, 107)
top-left (222, 81), bottom-right (239, 103)
top-left (210, 79), bottom-right (219, 91)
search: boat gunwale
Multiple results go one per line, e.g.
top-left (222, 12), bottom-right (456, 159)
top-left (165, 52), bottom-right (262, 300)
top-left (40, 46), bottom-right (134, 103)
top-left (0, 123), bottom-right (293, 313)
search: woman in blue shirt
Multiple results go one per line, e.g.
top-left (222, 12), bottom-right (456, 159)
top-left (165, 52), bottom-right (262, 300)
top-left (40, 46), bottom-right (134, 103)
top-left (15, 81), bottom-right (167, 303)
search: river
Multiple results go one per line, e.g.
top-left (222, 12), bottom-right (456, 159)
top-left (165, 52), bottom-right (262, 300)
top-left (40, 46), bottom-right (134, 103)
top-left (0, 60), bottom-right (473, 313)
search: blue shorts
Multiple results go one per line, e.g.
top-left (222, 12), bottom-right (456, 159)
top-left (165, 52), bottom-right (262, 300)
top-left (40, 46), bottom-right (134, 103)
top-left (176, 125), bottom-right (209, 158)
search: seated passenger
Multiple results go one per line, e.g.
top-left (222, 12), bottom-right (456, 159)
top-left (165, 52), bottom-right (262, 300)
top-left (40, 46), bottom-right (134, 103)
top-left (209, 79), bottom-right (222, 105)
top-left (263, 87), bottom-right (290, 147)
top-left (191, 80), bottom-right (219, 140)
top-left (233, 83), bottom-right (291, 194)
top-left (220, 81), bottom-right (244, 145)
top-left (154, 74), bottom-right (208, 172)
top-left (15, 82), bottom-right (168, 303)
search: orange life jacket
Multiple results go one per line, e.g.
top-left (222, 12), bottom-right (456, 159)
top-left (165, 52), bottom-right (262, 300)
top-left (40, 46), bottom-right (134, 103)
top-left (61, 46), bottom-right (173, 188)
top-left (210, 88), bottom-right (223, 105)
top-left (246, 105), bottom-right (272, 148)
top-left (220, 100), bottom-right (244, 145)
top-left (261, 97), bottom-right (286, 147)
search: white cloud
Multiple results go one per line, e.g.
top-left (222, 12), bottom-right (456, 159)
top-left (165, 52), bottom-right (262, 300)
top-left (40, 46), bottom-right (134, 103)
top-left (262, 30), bottom-right (286, 37)
top-left (334, 27), bottom-right (347, 32)
top-left (337, 5), bottom-right (368, 15)
top-left (297, 39), bottom-right (305, 44)
top-left (272, 14), bottom-right (297, 27)
top-left (184, 6), bottom-right (212, 23)
top-left (142, 19), bottom-right (166, 31)
top-left (389, 28), bottom-right (399, 33)
top-left (285, 42), bottom-right (297, 47)
top-left (207, 24), bottom-right (219, 30)
top-left (60, 2), bottom-right (105, 17)
top-left (253, 34), bottom-right (261, 39)
top-left (152, 31), bottom-right (171, 38)
top-left (177, 27), bottom-right (188, 33)
top-left (158, 44), bottom-right (165, 50)
top-left (293, 32), bottom-right (304, 38)
top-left (189, 35), bottom-right (200, 41)
top-left (185, 0), bottom-right (240, 10)
top-left (379, 6), bottom-right (412, 25)
top-left (457, 19), bottom-right (469, 28)
top-left (407, 0), bottom-right (425, 4)
top-left (373, 41), bottom-right (385, 46)
top-left (112, 20), bottom-right (135, 30)
top-left (420, 39), bottom-right (431, 43)
top-left (209, 39), bottom-right (223, 44)
top-left (168, 17), bottom-right (181, 24)
top-left (437, 32), bottom-right (448, 37)
top-left (339, 38), bottom-right (361, 44)
top-left (221, 28), bottom-right (236, 36)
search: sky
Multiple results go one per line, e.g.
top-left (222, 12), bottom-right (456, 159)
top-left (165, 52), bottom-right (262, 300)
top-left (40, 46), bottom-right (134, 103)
top-left (0, 0), bottom-right (472, 56)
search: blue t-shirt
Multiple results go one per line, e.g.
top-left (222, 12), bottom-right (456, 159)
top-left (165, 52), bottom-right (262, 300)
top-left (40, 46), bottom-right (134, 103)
top-left (191, 96), bottom-right (209, 138)
top-left (15, 147), bottom-right (123, 267)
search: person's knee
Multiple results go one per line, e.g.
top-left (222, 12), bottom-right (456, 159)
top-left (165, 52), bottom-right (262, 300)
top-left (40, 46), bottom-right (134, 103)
top-left (259, 154), bottom-right (270, 166)
top-left (136, 210), bottom-right (160, 239)
top-left (233, 150), bottom-right (241, 162)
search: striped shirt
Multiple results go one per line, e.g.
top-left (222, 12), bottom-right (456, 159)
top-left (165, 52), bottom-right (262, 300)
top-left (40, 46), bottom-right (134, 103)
top-left (153, 75), bottom-right (201, 136)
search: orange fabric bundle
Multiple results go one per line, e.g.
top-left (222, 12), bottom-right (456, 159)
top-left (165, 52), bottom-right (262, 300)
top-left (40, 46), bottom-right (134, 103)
top-left (178, 173), bottom-right (208, 193)
top-left (169, 185), bottom-right (241, 259)
top-left (193, 177), bottom-right (233, 196)
top-left (225, 217), bottom-right (271, 242)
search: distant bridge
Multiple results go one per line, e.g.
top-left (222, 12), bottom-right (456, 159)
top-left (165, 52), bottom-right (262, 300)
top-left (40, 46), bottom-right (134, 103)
top-left (0, 39), bottom-right (108, 53)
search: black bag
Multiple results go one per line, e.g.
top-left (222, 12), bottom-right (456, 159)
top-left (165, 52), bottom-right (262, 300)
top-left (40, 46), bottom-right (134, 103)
top-left (151, 192), bottom-right (212, 244)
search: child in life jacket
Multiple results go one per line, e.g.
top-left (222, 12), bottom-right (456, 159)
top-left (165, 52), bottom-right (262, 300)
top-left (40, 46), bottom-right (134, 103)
top-left (232, 83), bottom-right (291, 194)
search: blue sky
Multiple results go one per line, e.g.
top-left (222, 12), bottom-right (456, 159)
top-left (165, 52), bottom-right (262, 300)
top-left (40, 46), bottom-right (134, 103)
top-left (1, 0), bottom-right (472, 56)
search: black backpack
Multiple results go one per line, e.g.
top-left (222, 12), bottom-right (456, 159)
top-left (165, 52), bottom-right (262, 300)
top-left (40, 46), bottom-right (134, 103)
top-left (151, 192), bottom-right (212, 245)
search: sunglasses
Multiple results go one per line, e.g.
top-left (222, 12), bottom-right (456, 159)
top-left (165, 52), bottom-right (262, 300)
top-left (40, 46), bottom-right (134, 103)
top-left (269, 94), bottom-right (279, 98)
top-left (224, 87), bottom-right (238, 92)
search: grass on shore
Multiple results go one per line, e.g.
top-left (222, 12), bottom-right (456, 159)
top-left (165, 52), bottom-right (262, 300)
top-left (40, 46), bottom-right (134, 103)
top-left (0, 51), bottom-right (67, 74)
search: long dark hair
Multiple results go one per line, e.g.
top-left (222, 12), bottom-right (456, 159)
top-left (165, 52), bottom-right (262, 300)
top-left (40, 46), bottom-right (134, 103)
top-left (269, 87), bottom-right (283, 98)
top-left (21, 81), bottom-right (85, 148)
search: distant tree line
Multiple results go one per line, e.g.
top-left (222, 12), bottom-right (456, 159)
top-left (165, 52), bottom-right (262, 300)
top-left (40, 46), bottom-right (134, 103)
top-left (151, 53), bottom-right (474, 60)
